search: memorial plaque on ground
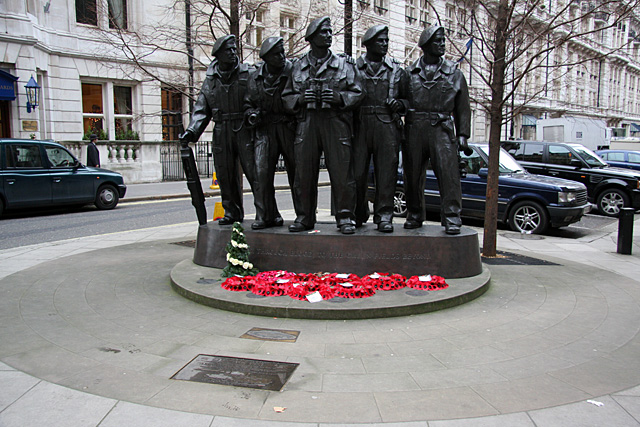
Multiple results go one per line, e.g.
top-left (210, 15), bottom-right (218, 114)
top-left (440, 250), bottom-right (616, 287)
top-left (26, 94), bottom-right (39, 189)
top-left (240, 327), bottom-right (300, 342)
top-left (171, 354), bottom-right (299, 391)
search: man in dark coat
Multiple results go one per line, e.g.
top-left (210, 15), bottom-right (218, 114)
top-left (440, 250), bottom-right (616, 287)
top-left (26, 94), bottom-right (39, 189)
top-left (282, 16), bottom-right (364, 234)
top-left (353, 25), bottom-right (407, 233)
top-left (244, 37), bottom-right (296, 230)
top-left (402, 25), bottom-right (471, 234)
top-left (181, 35), bottom-right (264, 225)
top-left (86, 134), bottom-right (100, 167)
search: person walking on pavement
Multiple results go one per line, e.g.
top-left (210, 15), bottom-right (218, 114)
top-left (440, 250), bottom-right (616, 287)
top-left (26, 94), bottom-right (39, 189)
top-left (353, 25), bottom-right (407, 233)
top-left (180, 35), bottom-right (265, 225)
top-left (87, 134), bottom-right (100, 167)
top-left (402, 25), bottom-right (471, 235)
top-left (282, 16), bottom-right (364, 235)
top-left (244, 37), bottom-right (296, 230)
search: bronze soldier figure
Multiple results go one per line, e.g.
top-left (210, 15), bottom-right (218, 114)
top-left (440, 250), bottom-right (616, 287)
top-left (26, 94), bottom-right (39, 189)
top-left (402, 26), bottom-right (471, 234)
top-left (282, 16), bottom-right (364, 234)
top-left (354, 25), bottom-right (407, 233)
top-left (244, 37), bottom-right (296, 230)
top-left (181, 35), bottom-right (264, 225)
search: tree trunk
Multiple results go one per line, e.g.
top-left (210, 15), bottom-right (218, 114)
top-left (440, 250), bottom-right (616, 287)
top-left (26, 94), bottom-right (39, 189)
top-left (230, 0), bottom-right (240, 39)
top-left (482, 0), bottom-right (509, 258)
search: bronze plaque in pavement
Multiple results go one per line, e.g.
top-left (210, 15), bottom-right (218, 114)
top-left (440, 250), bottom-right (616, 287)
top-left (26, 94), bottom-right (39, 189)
top-left (171, 354), bottom-right (299, 391)
top-left (240, 327), bottom-right (300, 342)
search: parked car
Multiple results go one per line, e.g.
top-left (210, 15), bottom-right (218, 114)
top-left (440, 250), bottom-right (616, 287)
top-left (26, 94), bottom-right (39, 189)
top-left (501, 140), bottom-right (640, 216)
top-left (595, 149), bottom-right (640, 172)
top-left (0, 139), bottom-right (126, 216)
top-left (368, 143), bottom-right (590, 234)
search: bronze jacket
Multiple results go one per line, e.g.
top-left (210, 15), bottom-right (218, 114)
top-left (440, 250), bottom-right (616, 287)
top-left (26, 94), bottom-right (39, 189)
top-left (282, 50), bottom-right (363, 121)
top-left (404, 57), bottom-right (471, 139)
top-left (186, 60), bottom-right (253, 138)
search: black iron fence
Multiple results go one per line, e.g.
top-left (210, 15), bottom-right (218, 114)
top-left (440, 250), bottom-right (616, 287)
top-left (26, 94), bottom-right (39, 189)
top-left (160, 140), bottom-right (326, 181)
top-left (161, 140), bottom-right (214, 181)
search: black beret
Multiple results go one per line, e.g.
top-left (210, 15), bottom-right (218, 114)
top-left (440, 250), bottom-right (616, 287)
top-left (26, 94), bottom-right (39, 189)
top-left (362, 25), bottom-right (388, 46)
top-left (418, 25), bottom-right (445, 48)
top-left (211, 35), bottom-right (236, 56)
top-left (305, 16), bottom-right (331, 41)
top-left (260, 36), bottom-right (284, 58)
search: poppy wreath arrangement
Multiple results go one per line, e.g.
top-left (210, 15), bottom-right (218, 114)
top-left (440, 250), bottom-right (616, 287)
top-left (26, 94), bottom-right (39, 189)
top-left (221, 270), bottom-right (448, 301)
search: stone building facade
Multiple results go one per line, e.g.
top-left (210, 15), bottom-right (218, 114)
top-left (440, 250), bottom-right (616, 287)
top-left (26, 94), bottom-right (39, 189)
top-left (1, 0), bottom-right (639, 147)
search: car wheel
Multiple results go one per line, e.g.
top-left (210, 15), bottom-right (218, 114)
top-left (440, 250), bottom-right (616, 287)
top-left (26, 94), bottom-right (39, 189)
top-left (393, 187), bottom-right (407, 217)
top-left (508, 200), bottom-right (549, 234)
top-left (95, 184), bottom-right (119, 210)
top-left (596, 188), bottom-right (629, 217)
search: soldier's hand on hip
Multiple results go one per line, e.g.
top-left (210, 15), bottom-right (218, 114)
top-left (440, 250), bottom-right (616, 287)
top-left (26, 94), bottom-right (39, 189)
top-left (321, 88), bottom-right (342, 106)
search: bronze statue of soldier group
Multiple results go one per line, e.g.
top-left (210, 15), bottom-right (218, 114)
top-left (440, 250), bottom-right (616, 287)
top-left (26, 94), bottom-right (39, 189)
top-left (181, 17), bottom-right (471, 235)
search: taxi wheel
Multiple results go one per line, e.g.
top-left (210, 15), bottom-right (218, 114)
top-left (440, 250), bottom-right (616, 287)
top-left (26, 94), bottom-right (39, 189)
top-left (509, 200), bottom-right (548, 234)
top-left (95, 184), bottom-right (119, 210)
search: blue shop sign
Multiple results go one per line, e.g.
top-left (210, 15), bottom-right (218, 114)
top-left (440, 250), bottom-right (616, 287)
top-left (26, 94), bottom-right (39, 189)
top-left (0, 70), bottom-right (19, 101)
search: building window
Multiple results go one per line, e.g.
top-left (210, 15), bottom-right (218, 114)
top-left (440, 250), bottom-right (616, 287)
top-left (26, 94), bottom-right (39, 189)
top-left (356, 35), bottom-right (365, 58)
top-left (82, 83), bottom-right (104, 135)
top-left (374, 0), bottom-right (388, 16)
top-left (280, 14), bottom-right (296, 54)
top-left (419, 0), bottom-right (430, 28)
top-left (406, 0), bottom-right (417, 25)
top-left (82, 82), bottom-right (136, 139)
top-left (76, 0), bottom-right (97, 25)
top-left (114, 85), bottom-right (133, 139)
top-left (161, 87), bottom-right (183, 141)
top-left (108, 0), bottom-right (128, 29)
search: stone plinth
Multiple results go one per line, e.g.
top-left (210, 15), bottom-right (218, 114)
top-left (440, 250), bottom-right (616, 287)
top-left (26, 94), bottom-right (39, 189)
top-left (193, 221), bottom-right (482, 279)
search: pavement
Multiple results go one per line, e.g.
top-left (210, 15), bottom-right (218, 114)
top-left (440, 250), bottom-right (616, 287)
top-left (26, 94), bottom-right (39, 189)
top-left (1, 176), bottom-right (640, 426)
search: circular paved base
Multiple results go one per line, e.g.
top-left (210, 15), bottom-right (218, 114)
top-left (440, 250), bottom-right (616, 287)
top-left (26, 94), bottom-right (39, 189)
top-left (2, 240), bottom-right (640, 423)
top-left (170, 259), bottom-right (491, 319)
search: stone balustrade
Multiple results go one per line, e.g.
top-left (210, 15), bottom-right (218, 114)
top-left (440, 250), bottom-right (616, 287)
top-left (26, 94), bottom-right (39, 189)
top-left (59, 140), bottom-right (164, 184)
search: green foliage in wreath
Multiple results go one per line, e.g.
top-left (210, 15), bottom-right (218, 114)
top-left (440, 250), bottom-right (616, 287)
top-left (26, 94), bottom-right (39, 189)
top-left (221, 222), bottom-right (259, 278)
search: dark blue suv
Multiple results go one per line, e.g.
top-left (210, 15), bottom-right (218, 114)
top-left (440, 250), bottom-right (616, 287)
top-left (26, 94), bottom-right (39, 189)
top-left (369, 143), bottom-right (590, 234)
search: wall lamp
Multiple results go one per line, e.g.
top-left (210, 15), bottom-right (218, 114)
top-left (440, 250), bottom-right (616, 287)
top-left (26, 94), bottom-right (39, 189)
top-left (25, 75), bottom-right (40, 113)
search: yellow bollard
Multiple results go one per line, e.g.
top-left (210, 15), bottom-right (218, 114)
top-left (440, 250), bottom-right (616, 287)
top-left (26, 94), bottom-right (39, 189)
top-left (213, 201), bottom-right (224, 221)
top-left (210, 172), bottom-right (220, 190)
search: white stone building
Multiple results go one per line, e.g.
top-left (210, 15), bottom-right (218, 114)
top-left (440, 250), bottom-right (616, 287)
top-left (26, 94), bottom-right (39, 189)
top-left (1, 0), bottom-right (639, 178)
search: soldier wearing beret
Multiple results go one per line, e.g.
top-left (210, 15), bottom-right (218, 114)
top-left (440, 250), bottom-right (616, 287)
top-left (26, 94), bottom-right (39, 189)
top-left (402, 25), bottom-right (471, 234)
top-left (181, 35), bottom-right (264, 225)
top-left (282, 16), bottom-right (364, 234)
top-left (243, 37), bottom-right (297, 230)
top-left (353, 25), bottom-right (408, 233)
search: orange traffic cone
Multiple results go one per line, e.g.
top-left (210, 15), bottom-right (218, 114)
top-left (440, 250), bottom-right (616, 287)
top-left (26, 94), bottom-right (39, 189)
top-left (210, 172), bottom-right (220, 190)
top-left (213, 202), bottom-right (224, 221)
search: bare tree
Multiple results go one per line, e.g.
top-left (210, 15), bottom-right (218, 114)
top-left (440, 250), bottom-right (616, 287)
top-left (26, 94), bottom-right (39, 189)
top-left (443, 0), bottom-right (640, 256)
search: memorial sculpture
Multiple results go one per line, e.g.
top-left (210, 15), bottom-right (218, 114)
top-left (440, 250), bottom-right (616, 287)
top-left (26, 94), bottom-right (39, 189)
top-left (180, 35), bottom-right (265, 226)
top-left (353, 25), bottom-right (407, 233)
top-left (281, 16), bottom-right (364, 235)
top-left (402, 25), bottom-right (471, 235)
top-left (244, 37), bottom-right (296, 230)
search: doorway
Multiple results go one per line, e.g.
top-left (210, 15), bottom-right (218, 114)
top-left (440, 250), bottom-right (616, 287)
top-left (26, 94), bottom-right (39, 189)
top-left (0, 100), bottom-right (10, 138)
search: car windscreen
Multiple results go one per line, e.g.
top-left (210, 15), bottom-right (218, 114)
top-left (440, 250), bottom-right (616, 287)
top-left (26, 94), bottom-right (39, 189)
top-left (569, 144), bottom-right (608, 167)
top-left (478, 146), bottom-right (526, 173)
